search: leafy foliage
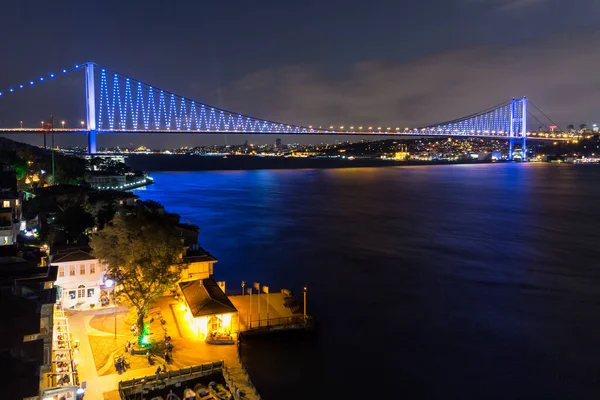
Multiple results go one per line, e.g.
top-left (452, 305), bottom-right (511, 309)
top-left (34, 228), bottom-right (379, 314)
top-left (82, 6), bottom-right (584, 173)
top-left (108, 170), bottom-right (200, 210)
top-left (90, 203), bottom-right (187, 338)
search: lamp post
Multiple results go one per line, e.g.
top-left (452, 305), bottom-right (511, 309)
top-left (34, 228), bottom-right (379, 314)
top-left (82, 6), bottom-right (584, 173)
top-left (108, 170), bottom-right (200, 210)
top-left (20, 121), bottom-right (22, 129)
top-left (41, 121), bottom-right (46, 149)
top-left (303, 287), bottom-right (307, 320)
top-left (241, 280), bottom-right (245, 296)
top-left (80, 120), bottom-right (85, 130)
top-left (105, 279), bottom-right (116, 339)
top-left (61, 120), bottom-right (65, 129)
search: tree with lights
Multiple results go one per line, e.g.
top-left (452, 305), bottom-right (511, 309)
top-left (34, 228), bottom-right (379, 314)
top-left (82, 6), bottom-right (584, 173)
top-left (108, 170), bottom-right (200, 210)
top-left (90, 202), bottom-right (187, 344)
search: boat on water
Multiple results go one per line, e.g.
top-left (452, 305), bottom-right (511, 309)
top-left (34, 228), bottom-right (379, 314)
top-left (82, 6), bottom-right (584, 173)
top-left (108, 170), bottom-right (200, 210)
top-left (193, 383), bottom-right (214, 399)
top-left (208, 381), bottom-right (232, 400)
top-left (165, 391), bottom-right (181, 400)
top-left (183, 388), bottom-right (197, 400)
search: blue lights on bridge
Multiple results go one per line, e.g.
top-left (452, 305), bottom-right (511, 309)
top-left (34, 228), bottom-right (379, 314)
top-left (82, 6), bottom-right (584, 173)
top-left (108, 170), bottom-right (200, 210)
top-left (0, 63), bottom-right (86, 101)
top-left (0, 59), bottom-right (528, 159)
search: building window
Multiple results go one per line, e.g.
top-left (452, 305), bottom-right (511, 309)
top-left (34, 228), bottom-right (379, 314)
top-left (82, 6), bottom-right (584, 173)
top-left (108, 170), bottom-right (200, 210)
top-left (15, 199), bottom-right (20, 206)
top-left (2, 200), bottom-right (9, 208)
top-left (90, 263), bottom-right (96, 274)
top-left (80, 264), bottom-right (86, 275)
top-left (77, 285), bottom-right (85, 298)
top-left (68, 291), bottom-right (76, 300)
top-left (87, 288), bottom-right (95, 298)
top-left (69, 265), bottom-right (75, 276)
top-left (58, 267), bottom-right (65, 277)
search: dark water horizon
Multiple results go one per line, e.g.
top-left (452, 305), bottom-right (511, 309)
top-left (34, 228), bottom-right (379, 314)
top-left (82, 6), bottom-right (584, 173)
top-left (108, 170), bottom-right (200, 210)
top-left (133, 163), bottom-right (600, 399)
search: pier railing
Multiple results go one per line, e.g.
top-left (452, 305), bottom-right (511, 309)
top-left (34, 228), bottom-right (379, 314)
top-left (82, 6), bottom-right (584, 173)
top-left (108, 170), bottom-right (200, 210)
top-left (248, 315), bottom-right (314, 330)
top-left (118, 361), bottom-right (224, 396)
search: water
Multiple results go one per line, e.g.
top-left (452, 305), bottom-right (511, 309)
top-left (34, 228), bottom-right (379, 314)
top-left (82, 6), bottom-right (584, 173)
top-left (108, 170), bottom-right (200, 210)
top-left (133, 163), bottom-right (600, 399)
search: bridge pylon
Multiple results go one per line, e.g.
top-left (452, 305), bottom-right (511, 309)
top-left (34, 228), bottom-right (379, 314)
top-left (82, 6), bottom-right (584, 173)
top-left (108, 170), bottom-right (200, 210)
top-left (508, 97), bottom-right (527, 161)
top-left (85, 62), bottom-right (97, 154)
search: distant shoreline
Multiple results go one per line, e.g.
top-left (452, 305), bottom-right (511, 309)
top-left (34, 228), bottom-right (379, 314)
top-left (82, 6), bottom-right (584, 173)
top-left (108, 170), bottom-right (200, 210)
top-left (124, 154), bottom-right (499, 172)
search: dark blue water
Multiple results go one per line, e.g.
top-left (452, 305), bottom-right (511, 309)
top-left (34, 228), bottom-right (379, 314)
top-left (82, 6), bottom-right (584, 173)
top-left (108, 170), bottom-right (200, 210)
top-left (134, 163), bottom-right (600, 399)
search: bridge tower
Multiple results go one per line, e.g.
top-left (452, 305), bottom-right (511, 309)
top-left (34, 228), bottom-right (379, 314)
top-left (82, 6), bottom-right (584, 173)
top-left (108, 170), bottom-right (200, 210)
top-left (508, 97), bottom-right (527, 161)
top-left (85, 62), bottom-right (97, 154)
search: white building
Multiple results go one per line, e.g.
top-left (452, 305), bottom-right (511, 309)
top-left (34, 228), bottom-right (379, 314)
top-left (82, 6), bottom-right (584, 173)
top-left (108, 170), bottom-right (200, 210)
top-left (50, 247), bottom-right (109, 310)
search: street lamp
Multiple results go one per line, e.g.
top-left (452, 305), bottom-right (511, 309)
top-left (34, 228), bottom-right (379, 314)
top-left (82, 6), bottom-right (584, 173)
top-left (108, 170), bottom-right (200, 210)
top-left (61, 120), bottom-right (65, 129)
top-left (20, 121), bottom-right (22, 129)
top-left (303, 287), bottom-right (307, 320)
top-left (105, 279), bottom-right (117, 339)
top-left (80, 120), bottom-right (85, 129)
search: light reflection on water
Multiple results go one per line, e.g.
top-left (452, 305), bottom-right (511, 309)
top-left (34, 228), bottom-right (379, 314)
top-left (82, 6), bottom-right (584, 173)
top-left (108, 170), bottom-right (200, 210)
top-left (134, 164), bottom-right (600, 399)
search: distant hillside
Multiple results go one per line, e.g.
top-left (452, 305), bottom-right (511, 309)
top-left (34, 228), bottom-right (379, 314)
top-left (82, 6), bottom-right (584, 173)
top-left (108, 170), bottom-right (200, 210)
top-left (0, 137), bottom-right (87, 186)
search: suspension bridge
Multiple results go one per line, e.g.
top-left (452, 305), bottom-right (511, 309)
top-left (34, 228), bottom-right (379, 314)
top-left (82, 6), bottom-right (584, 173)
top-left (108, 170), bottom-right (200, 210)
top-left (0, 62), bottom-right (564, 158)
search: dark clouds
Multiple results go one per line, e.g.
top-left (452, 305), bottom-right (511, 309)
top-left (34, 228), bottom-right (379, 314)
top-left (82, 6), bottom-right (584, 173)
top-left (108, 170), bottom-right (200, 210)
top-left (0, 0), bottom-right (598, 148)
top-left (217, 28), bottom-right (600, 131)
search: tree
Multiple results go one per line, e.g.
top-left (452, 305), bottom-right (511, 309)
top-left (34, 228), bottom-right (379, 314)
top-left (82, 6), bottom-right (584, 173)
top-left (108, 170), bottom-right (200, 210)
top-left (54, 204), bottom-right (95, 243)
top-left (90, 204), bottom-right (187, 344)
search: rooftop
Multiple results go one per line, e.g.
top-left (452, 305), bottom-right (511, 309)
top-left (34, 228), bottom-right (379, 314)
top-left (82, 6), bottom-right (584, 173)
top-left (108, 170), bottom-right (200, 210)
top-left (50, 247), bottom-right (96, 263)
top-left (179, 277), bottom-right (237, 317)
top-left (183, 245), bottom-right (217, 264)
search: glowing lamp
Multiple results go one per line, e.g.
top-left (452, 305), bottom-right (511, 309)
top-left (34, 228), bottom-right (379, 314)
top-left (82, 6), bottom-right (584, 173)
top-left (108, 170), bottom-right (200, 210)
top-left (105, 279), bottom-right (114, 288)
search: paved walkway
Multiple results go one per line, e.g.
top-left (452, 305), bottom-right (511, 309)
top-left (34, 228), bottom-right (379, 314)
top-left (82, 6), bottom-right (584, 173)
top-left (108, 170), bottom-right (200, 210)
top-left (67, 297), bottom-right (262, 400)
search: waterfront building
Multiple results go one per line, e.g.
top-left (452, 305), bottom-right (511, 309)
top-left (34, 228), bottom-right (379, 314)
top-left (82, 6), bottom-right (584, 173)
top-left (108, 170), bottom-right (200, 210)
top-left (50, 245), bottom-right (109, 310)
top-left (179, 277), bottom-right (238, 339)
top-left (179, 243), bottom-right (218, 281)
top-left (88, 171), bottom-right (152, 190)
top-left (176, 244), bottom-right (238, 339)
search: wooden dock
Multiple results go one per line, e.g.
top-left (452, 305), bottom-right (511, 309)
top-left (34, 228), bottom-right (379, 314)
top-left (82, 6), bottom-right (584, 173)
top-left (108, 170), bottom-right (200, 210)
top-left (228, 292), bottom-right (313, 334)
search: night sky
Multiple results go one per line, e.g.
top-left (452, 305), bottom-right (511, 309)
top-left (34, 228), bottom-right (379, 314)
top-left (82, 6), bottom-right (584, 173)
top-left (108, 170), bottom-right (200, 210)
top-left (1, 0), bottom-right (599, 148)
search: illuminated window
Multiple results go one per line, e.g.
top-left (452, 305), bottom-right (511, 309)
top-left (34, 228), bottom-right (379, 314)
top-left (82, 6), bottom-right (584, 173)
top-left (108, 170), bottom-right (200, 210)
top-left (68, 291), bottom-right (76, 300)
top-left (80, 264), bottom-right (85, 275)
top-left (90, 263), bottom-right (95, 274)
top-left (69, 265), bottom-right (75, 276)
top-left (77, 285), bottom-right (85, 298)
top-left (15, 200), bottom-right (19, 206)
top-left (58, 267), bottom-right (65, 277)
top-left (87, 288), bottom-right (95, 298)
top-left (2, 201), bottom-right (8, 208)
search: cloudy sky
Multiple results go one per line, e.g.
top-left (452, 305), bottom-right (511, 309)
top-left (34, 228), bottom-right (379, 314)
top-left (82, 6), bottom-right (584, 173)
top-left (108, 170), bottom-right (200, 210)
top-left (0, 0), bottom-right (599, 148)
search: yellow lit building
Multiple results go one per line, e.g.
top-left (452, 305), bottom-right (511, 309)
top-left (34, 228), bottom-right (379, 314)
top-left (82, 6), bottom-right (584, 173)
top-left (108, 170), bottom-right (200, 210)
top-left (178, 278), bottom-right (238, 341)
top-left (394, 151), bottom-right (410, 160)
top-left (179, 244), bottom-right (218, 282)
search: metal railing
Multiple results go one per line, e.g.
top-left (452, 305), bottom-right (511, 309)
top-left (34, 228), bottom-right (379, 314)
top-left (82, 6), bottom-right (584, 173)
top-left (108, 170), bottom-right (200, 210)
top-left (118, 361), bottom-right (224, 395)
top-left (248, 315), bottom-right (313, 330)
